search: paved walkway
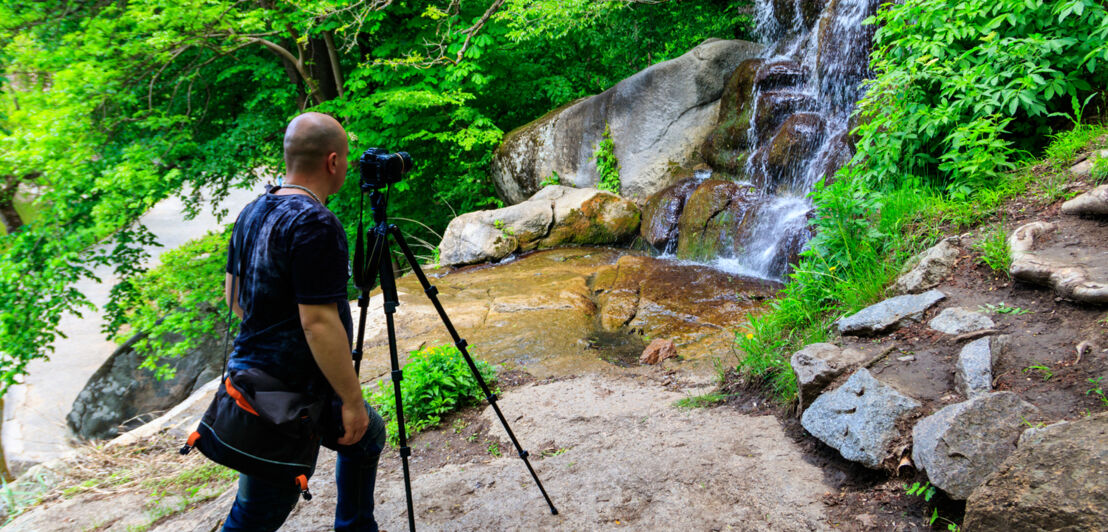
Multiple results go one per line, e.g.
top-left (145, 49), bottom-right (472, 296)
top-left (1, 185), bottom-right (262, 474)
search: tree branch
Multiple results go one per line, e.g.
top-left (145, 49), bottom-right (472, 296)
top-left (323, 30), bottom-right (345, 99)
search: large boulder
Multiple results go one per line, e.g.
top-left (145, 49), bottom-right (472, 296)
top-left (753, 112), bottom-right (826, 191)
top-left (888, 237), bottom-right (961, 295)
top-left (836, 289), bottom-right (946, 336)
top-left (534, 186), bottom-right (641, 248)
top-left (912, 392), bottom-right (1040, 500)
top-left (66, 327), bottom-right (223, 440)
top-left (800, 369), bottom-right (920, 469)
top-left (1009, 221), bottom-right (1108, 304)
top-left (790, 343), bottom-right (868, 408)
top-left (639, 177), bottom-right (701, 251)
top-left (438, 187), bottom-right (639, 267)
top-left (964, 412), bottom-right (1108, 530)
top-left (491, 39), bottom-right (764, 204)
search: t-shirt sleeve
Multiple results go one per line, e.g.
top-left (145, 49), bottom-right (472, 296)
top-left (290, 212), bottom-right (350, 305)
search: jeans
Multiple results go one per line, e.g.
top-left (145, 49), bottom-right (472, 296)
top-left (222, 401), bottom-right (387, 532)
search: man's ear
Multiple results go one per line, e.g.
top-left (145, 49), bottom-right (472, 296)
top-left (326, 152), bottom-right (339, 174)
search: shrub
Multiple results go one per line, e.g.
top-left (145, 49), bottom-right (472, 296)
top-left (365, 344), bottom-right (498, 445)
top-left (593, 123), bottom-right (621, 194)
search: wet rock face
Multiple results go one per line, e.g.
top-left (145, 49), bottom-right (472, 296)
top-left (67, 327), bottom-right (223, 440)
top-left (491, 39), bottom-right (764, 204)
top-left (758, 112), bottom-right (827, 191)
top-left (754, 60), bottom-right (808, 93)
top-left (912, 392), bottom-right (1040, 500)
top-left (772, 0), bottom-right (829, 30)
top-left (754, 91), bottom-right (815, 145)
top-left (639, 178), bottom-right (701, 250)
top-left (816, 0), bottom-right (882, 110)
top-left (837, 289), bottom-right (946, 336)
top-left (675, 179), bottom-right (759, 260)
top-left (800, 369), bottom-right (920, 469)
top-left (964, 412), bottom-right (1108, 530)
top-left (701, 58), bottom-right (765, 175)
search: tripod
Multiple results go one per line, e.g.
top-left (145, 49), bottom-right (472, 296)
top-left (350, 187), bottom-right (559, 532)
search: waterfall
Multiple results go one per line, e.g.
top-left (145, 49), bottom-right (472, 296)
top-left (669, 0), bottom-right (879, 281)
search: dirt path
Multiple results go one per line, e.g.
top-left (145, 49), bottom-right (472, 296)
top-left (7, 374), bottom-right (836, 531)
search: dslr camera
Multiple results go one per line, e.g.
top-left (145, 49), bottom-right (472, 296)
top-left (359, 148), bottom-right (412, 191)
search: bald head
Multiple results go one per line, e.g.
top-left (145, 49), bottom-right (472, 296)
top-left (283, 112), bottom-right (348, 176)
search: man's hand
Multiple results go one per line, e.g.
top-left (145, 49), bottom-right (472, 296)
top-left (338, 400), bottom-right (370, 446)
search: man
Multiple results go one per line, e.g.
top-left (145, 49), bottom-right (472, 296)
top-left (222, 112), bottom-right (386, 531)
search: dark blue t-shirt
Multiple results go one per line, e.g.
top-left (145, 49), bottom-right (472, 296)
top-left (225, 189), bottom-right (353, 394)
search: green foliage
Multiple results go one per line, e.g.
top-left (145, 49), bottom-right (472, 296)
top-left (365, 344), bottom-right (498, 445)
top-left (0, 0), bottom-right (753, 393)
top-left (593, 123), bottom-right (621, 194)
top-left (1087, 377), bottom-right (1108, 407)
top-left (539, 171), bottom-right (562, 188)
top-left (906, 481), bottom-right (937, 502)
top-left (1023, 364), bottom-right (1054, 381)
top-left (673, 392), bottom-right (730, 409)
top-left (973, 223), bottom-right (1012, 276)
top-left (855, 0), bottom-right (1108, 196)
top-left (978, 302), bottom-right (1030, 315)
top-left (101, 228), bottom-right (234, 379)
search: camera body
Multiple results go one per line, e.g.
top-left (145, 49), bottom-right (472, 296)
top-left (359, 148), bottom-right (412, 191)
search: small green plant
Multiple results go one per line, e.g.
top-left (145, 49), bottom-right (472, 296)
top-left (365, 344), bottom-right (498, 445)
top-left (974, 224), bottom-right (1012, 275)
top-left (673, 392), bottom-right (730, 409)
top-left (492, 219), bottom-right (515, 236)
top-left (1087, 377), bottom-right (1108, 407)
top-left (540, 447), bottom-right (569, 458)
top-left (905, 482), bottom-right (960, 531)
top-left (452, 418), bottom-right (469, 434)
top-left (486, 440), bottom-right (502, 457)
top-left (1023, 364), bottom-right (1054, 381)
top-left (979, 302), bottom-right (1031, 315)
top-left (539, 171), bottom-right (562, 188)
top-left (1091, 156), bottom-right (1108, 185)
top-left (593, 123), bottom-right (621, 195)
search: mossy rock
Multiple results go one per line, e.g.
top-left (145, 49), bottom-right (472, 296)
top-left (640, 177), bottom-right (702, 250)
top-left (675, 180), bottom-right (758, 260)
top-left (702, 59), bottom-right (764, 175)
top-left (538, 190), bottom-right (641, 248)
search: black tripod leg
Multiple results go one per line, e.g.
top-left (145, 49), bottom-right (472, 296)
top-left (376, 232), bottom-right (418, 532)
top-left (387, 225), bottom-right (559, 516)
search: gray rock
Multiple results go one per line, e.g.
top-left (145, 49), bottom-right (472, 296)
top-left (965, 411), bottom-right (1108, 530)
top-left (956, 337), bottom-right (994, 397)
top-left (66, 327), bottom-right (223, 440)
top-left (1060, 184), bottom-right (1108, 217)
top-left (836, 289), bottom-right (946, 336)
top-left (801, 369), bottom-right (920, 468)
top-left (1009, 221), bottom-right (1108, 304)
top-left (490, 39), bottom-right (764, 204)
top-left (790, 343), bottom-right (868, 408)
top-left (439, 200), bottom-right (553, 266)
top-left (1067, 149), bottom-right (1108, 179)
top-left (912, 392), bottom-right (1040, 500)
top-left (889, 238), bottom-right (961, 295)
top-left (928, 307), bottom-right (995, 335)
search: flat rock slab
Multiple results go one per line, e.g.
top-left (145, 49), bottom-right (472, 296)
top-left (928, 307), bottom-right (994, 335)
top-left (1009, 220), bottom-right (1108, 304)
top-left (837, 289), bottom-right (946, 336)
top-left (965, 411), bottom-right (1108, 530)
top-left (912, 392), bottom-right (1040, 500)
top-left (1060, 184), bottom-right (1108, 217)
top-left (889, 237), bottom-right (960, 295)
top-left (801, 369), bottom-right (921, 469)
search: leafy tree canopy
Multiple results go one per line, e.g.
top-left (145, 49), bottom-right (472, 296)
top-left (0, 0), bottom-right (750, 394)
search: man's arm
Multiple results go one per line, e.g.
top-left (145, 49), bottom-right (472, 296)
top-left (299, 302), bottom-right (369, 446)
top-left (224, 273), bottom-right (245, 319)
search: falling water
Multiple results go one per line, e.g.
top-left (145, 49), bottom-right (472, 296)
top-left (704, 0), bottom-right (879, 281)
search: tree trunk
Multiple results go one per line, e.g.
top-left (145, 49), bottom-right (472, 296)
top-left (0, 196), bottom-right (24, 234)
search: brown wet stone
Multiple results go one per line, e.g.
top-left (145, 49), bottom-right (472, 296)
top-left (355, 248), bottom-right (776, 384)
